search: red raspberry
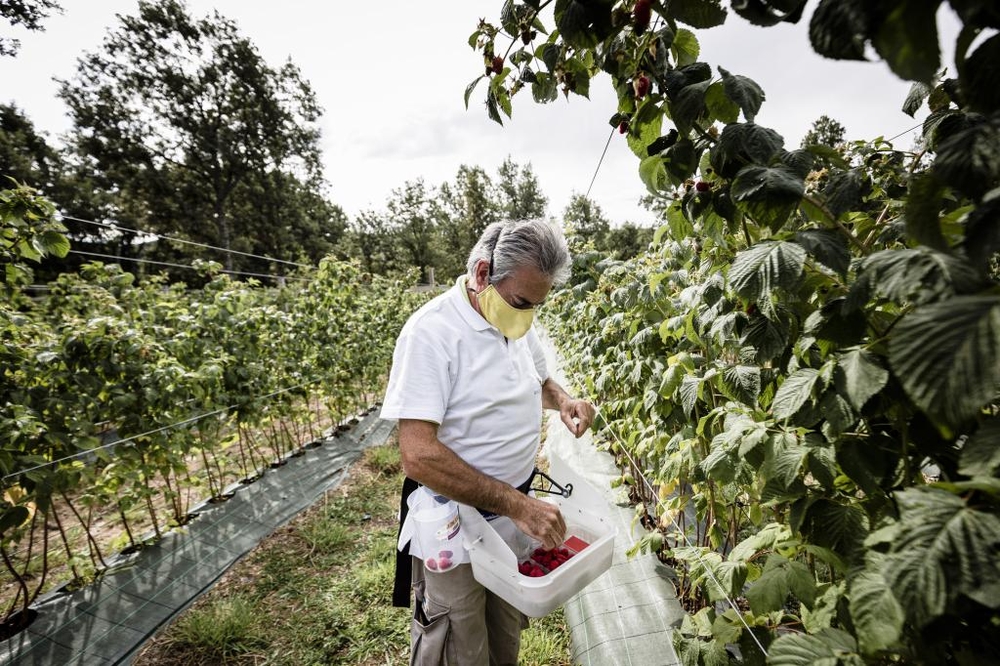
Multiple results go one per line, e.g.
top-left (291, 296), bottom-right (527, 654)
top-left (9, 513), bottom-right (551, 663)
top-left (491, 56), bottom-right (504, 75)
top-left (633, 74), bottom-right (651, 100)
top-left (633, 0), bottom-right (652, 35)
top-left (618, 120), bottom-right (629, 134)
top-left (695, 181), bottom-right (710, 192)
top-left (425, 557), bottom-right (438, 571)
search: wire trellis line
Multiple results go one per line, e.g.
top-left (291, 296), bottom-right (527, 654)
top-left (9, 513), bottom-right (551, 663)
top-left (60, 214), bottom-right (312, 269)
top-left (68, 250), bottom-right (311, 283)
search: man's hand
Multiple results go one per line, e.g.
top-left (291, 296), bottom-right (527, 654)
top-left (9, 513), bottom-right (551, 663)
top-left (510, 494), bottom-right (566, 550)
top-left (560, 398), bottom-right (595, 438)
top-left (542, 378), bottom-right (596, 438)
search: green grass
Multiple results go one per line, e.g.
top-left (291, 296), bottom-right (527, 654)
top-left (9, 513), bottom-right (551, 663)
top-left (135, 440), bottom-right (573, 665)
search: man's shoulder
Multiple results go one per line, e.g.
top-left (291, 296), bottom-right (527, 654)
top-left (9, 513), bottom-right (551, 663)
top-left (402, 286), bottom-right (465, 336)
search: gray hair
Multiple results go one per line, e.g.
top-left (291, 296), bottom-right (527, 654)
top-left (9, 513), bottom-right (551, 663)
top-left (466, 219), bottom-right (571, 286)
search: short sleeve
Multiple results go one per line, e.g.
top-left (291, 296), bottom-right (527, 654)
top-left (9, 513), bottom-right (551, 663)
top-left (380, 324), bottom-right (452, 424)
top-left (525, 328), bottom-right (548, 381)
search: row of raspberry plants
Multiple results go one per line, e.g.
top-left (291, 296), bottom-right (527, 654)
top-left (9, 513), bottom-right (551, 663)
top-left (1, 186), bottom-right (427, 626)
top-left (481, 1), bottom-right (1000, 664)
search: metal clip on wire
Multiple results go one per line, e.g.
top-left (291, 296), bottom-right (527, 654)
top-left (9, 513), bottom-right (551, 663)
top-left (529, 468), bottom-right (573, 498)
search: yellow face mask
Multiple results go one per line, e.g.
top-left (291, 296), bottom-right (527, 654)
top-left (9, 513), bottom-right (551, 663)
top-left (478, 284), bottom-right (535, 340)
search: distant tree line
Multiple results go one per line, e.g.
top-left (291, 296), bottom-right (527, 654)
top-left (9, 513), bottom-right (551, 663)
top-left (1, 0), bottom-right (654, 287)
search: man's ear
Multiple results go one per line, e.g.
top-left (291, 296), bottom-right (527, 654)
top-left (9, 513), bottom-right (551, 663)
top-left (473, 259), bottom-right (490, 291)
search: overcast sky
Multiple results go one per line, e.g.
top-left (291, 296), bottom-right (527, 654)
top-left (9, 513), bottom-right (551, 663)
top-left (0, 1), bottom-right (960, 226)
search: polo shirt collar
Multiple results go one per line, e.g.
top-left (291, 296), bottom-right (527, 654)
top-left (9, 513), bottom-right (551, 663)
top-left (453, 275), bottom-right (493, 332)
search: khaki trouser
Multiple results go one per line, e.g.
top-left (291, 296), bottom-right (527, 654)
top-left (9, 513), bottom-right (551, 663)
top-left (410, 557), bottom-right (528, 666)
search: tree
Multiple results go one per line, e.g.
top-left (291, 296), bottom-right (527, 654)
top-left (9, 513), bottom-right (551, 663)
top-left (437, 164), bottom-right (501, 279)
top-left (387, 179), bottom-right (441, 283)
top-left (497, 156), bottom-right (547, 220)
top-left (801, 114), bottom-right (846, 149)
top-left (563, 193), bottom-right (610, 247)
top-left (346, 209), bottom-right (396, 276)
top-left (0, 0), bottom-right (61, 56)
top-left (56, 0), bottom-right (328, 276)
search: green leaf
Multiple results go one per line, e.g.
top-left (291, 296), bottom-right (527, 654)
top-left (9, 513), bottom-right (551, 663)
top-left (704, 81), bottom-right (739, 125)
top-left (772, 369), bottom-right (821, 420)
top-left (872, 0), bottom-right (942, 82)
top-left (672, 79), bottom-right (711, 135)
top-left (722, 364), bottom-right (761, 406)
top-left (0, 505), bottom-right (30, 534)
top-left (464, 76), bottom-right (483, 110)
top-left (766, 436), bottom-right (809, 489)
top-left (41, 229), bottom-right (70, 258)
top-left (884, 487), bottom-right (1000, 626)
top-left (710, 122), bottom-right (785, 179)
top-left (964, 190), bottom-right (1000, 272)
top-left (794, 228), bottom-right (850, 277)
top-left (903, 171), bottom-right (947, 252)
top-left (851, 248), bottom-right (986, 308)
top-left (932, 118), bottom-right (1000, 201)
top-left (554, 0), bottom-right (615, 49)
top-left (671, 28), bottom-right (700, 67)
top-left (768, 627), bottom-right (859, 666)
top-left (639, 155), bottom-right (669, 195)
top-left (679, 374), bottom-right (702, 416)
top-left (809, 0), bottom-right (868, 61)
top-left (671, 0), bottom-right (728, 29)
top-left (959, 416), bottom-right (1000, 477)
top-left (731, 165), bottom-right (805, 231)
top-left (719, 67), bottom-right (765, 122)
top-left (821, 169), bottom-right (866, 221)
top-left (742, 308), bottom-right (793, 363)
top-left (746, 555), bottom-right (793, 614)
top-left (849, 570), bottom-right (904, 654)
top-left (802, 499), bottom-right (869, 558)
top-left (961, 33), bottom-right (1000, 114)
top-left (902, 80), bottom-right (932, 117)
top-left (835, 349), bottom-right (889, 412)
top-left (728, 240), bottom-right (807, 301)
top-left (889, 295), bottom-right (1000, 427)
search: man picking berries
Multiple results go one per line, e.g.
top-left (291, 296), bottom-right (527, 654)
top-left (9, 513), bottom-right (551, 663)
top-left (382, 219), bottom-right (596, 665)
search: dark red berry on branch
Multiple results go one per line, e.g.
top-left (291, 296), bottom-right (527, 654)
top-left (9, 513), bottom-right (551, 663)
top-left (633, 74), bottom-right (651, 99)
top-left (619, 120), bottom-right (629, 134)
top-left (695, 181), bottom-right (710, 192)
top-left (633, 0), bottom-right (652, 35)
top-left (491, 56), bottom-right (504, 75)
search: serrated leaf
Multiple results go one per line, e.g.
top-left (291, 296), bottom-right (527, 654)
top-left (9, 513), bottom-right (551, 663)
top-left (710, 121), bottom-right (785, 179)
top-left (963, 33), bottom-right (1000, 114)
top-left (772, 368), bottom-right (821, 420)
top-left (701, 445), bottom-right (737, 483)
top-left (803, 499), bottom-right (869, 558)
top-left (932, 118), bottom-right (1000, 201)
top-left (889, 295), bottom-right (1000, 427)
top-left (849, 571), bottom-right (904, 653)
top-left (853, 248), bottom-right (986, 307)
top-left (639, 155), bottom-right (669, 195)
top-left (794, 228), bottom-right (850, 276)
top-left (705, 81), bottom-right (739, 125)
top-left (723, 364), bottom-right (761, 406)
top-left (679, 374), bottom-right (702, 416)
top-left (809, 0), bottom-right (868, 61)
top-left (821, 169), bottom-right (866, 221)
top-left (731, 165), bottom-right (805, 231)
top-left (672, 79), bottom-right (711, 134)
top-left (671, 28), bottom-right (700, 67)
top-left (729, 240), bottom-right (807, 301)
top-left (884, 487), bottom-right (1000, 626)
top-left (766, 437), bottom-right (809, 489)
top-left (902, 80), bottom-right (932, 117)
top-left (719, 66), bottom-right (765, 122)
top-left (768, 627), bottom-right (859, 666)
top-left (959, 416), bottom-right (1000, 477)
top-left (835, 349), bottom-right (889, 412)
top-left (671, 0), bottom-right (728, 28)
top-left (905, 172), bottom-right (949, 250)
top-left (742, 308), bottom-right (792, 363)
top-left (872, 0), bottom-right (941, 82)
top-left (40, 230), bottom-right (70, 258)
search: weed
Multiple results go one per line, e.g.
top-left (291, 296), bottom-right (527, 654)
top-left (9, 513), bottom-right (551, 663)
top-left (168, 595), bottom-right (265, 660)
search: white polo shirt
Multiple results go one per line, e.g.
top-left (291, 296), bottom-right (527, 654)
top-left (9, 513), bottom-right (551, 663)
top-left (381, 275), bottom-right (548, 489)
